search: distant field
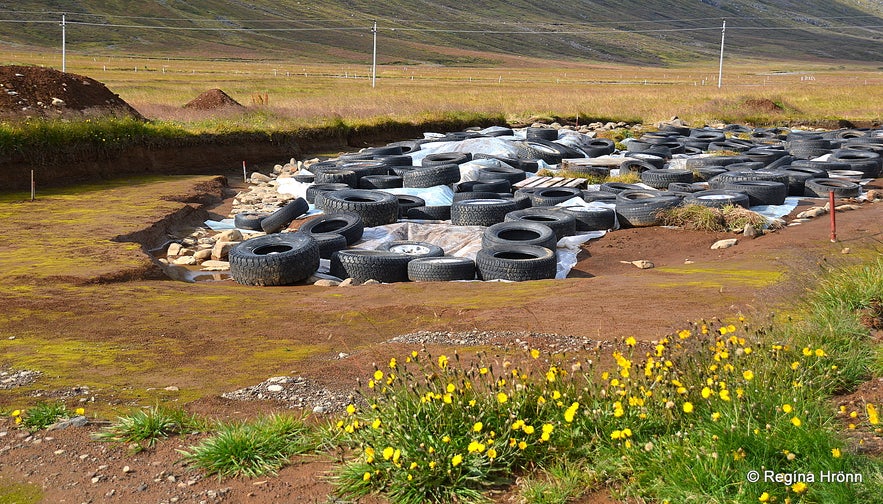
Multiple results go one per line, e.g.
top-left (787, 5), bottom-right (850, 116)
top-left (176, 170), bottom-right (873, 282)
top-left (3, 49), bottom-right (882, 131)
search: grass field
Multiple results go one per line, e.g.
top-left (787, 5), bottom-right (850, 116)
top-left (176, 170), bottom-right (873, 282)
top-left (4, 49), bottom-right (881, 133)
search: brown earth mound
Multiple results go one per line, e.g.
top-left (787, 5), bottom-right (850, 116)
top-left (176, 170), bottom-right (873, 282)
top-left (0, 65), bottom-right (144, 120)
top-left (183, 88), bottom-right (244, 110)
top-left (743, 97), bottom-right (784, 113)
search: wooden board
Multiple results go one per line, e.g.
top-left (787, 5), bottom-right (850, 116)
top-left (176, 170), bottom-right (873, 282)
top-left (512, 176), bottom-right (587, 189)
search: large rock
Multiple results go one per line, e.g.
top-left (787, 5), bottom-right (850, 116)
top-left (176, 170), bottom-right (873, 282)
top-left (211, 241), bottom-right (239, 260)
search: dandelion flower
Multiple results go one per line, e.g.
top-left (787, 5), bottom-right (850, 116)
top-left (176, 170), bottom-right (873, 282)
top-left (815, 348), bottom-right (826, 357)
top-left (792, 481), bottom-right (807, 494)
top-left (867, 404), bottom-right (879, 425)
top-left (530, 349), bottom-right (540, 359)
top-left (487, 448), bottom-right (497, 459)
top-left (372, 418), bottom-right (382, 429)
top-left (479, 367), bottom-right (489, 375)
top-left (711, 412), bottom-right (721, 421)
top-left (11, 410), bottom-right (21, 417)
top-left (625, 336), bottom-right (636, 347)
top-left (429, 461), bottom-right (437, 469)
top-left (497, 392), bottom-right (508, 404)
top-left (791, 416), bottom-right (802, 427)
top-left (438, 355), bottom-right (448, 369)
top-left (363, 472), bottom-right (371, 481)
top-left (518, 441), bottom-right (527, 450)
top-left (373, 370), bottom-right (384, 381)
top-left (701, 387), bottom-right (713, 399)
top-left (388, 357), bottom-right (397, 369)
top-left (346, 404), bottom-right (356, 415)
top-left (383, 447), bottom-right (394, 460)
top-left (782, 404), bottom-right (793, 413)
top-left (542, 424), bottom-right (554, 434)
top-left (442, 435), bottom-right (451, 443)
top-left (473, 421), bottom-right (483, 433)
top-left (451, 454), bottom-right (463, 467)
top-left (802, 347), bottom-right (813, 357)
top-left (683, 402), bottom-right (694, 413)
top-left (832, 448), bottom-right (841, 458)
top-left (758, 492), bottom-right (770, 502)
top-left (523, 425), bottom-right (535, 435)
top-left (742, 370), bottom-right (754, 381)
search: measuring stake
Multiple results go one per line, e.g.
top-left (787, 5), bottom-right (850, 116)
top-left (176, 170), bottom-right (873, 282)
top-left (30, 170), bottom-right (35, 201)
top-left (829, 191), bottom-right (836, 242)
top-left (243, 161), bottom-right (247, 183)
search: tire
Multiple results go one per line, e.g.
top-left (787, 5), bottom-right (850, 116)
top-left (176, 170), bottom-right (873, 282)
top-left (685, 155), bottom-right (749, 170)
top-left (709, 169), bottom-right (790, 188)
top-left (476, 165), bottom-right (527, 184)
top-left (683, 190), bottom-right (750, 209)
top-left (583, 138), bottom-right (616, 157)
top-left (803, 178), bottom-right (861, 198)
top-left (403, 164), bottom-right (461, 188)
top-left (313, 232), bottom-right (348, 259)
top-left (787, 139), bottom-right (833, 159)
top-left (627, 153), bottom-right (666, 169)
top-left (720, 180), bottom-right (788, 206)
top-left (422, 152), bottom-right (471, 167)
top-left (408, 257), bottom-right (476, 282)
top-left (453, 191), bottom-right (502, 202)
top-left (515, 140), bottom-right (568, 164)
top-left (615, 193), bottom-right (681, 228)
top-left (293, 173), bottom-right (315, 183)
top-left (406, 205), bottom-right (452, 220)
top-left (829, 149), bottom-right (882, 177)
top-left (765, 168), bottom-right (814, 196)
top-left (455, 179), bottom-right (511, 193)
top-left (298, 212), bottom-right (364, 245)
top-left (504, 208), bottom-right (577, 239)
top-left (229, 233), bottom-right (320, 286)
top-left (476, 245), bottom-right (558, 282)
top-left (619, 159), bottom-right (658, 174)
top-left (359, 175), bottom-right (403, 189)
top-left (305, 183), bottom-right (350, 204)
top-left (788, 160), bottom-right (840, 177)
top-left (330, 249), bottom-right (413, 283)
top-left (482, 221), bottom-right (558, 251)
top-left (640, 169), bottom-right (694, 189)
top-left (261, 197), bottom-right (309, 233)
top-left (561, 206), bottom-right (616, 231)
top-left (451, 199), bottom-right (519, 226)
top-left (336, 160), bottom-right (392, 178)
top-left (526, 127), bottom-right (559, 140)
top-left (667, 182), bottom-right (702, 193)
top-left (386, 140), bottom-right (422, 155)
top-left (690, 129), bottom-right (726, 143)
top-left (529, 187), bottom-right (584, 207)
top-left (600, 182), bottom-right (642, 194)
top-left (234, 212), bottom-right (269, 231)
top-left (377, 240), bottom-right (444, 258)
top-left (318, 189), bottom-right (399, 227)
top-left (373, 155), bottom-right (413, 167)
top-left (396, 195), bottom-right (426, 217)
top-left (315, 169), bottom-right (358, 187)
top-left (581, 190), bottom-right (617, 202)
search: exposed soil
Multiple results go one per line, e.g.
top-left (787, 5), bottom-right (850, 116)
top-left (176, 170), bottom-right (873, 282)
top-left (183, 89), bottom-right (244, 111)
top-left (0, 65), bottom-right (144, 120)
top-left (1, 173), bottom-right (882, 503)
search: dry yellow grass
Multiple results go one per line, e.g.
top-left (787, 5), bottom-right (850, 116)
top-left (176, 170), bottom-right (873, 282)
top-left (4, 49), bottom-right (881, 130)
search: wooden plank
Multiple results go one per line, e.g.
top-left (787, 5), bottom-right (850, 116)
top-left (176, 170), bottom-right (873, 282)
top-left (513, 176), bottom-right (587, 190)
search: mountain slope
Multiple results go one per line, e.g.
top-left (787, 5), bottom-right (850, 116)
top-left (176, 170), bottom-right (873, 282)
top-left (0, 0), bottom-right (880, 65)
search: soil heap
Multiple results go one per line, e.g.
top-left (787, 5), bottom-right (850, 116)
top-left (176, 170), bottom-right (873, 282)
top-left (183, 89), bottom-right (243, 110)
top-left (0, 65), bottom-right (144, 120)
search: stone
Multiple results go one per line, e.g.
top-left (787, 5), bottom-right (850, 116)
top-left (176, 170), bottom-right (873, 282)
top-left (865, 189), bottom-right (880, 201)
top-left (51, 97), bottom-right (65, 106)
top-left (123, 465), bottom-right (132, 473)
top-left (201, 260), bottom-right (230, 271)
top-left (166, 243), bottom-right (184, 257)
top-left (362, 279), bottom-right (381, 285)
top-left (164, 386), bottom-right (179, 392)
top-left (172, 256), bottom-right (197, 266)
top-left (796, 207), bottom-right (827, 219)
top-left (193, 249), bottom-right (213, 261)
top-left (250, 172), bottom-right (271, 183)
top-left (835, 204), bottom-right (861, 211)
top-left (211, 241), bottom-right (239, 261)
top-left (266, 384), bottom-right (284, 392)
top-left (47, 416), bottom-right (88, 430)
top-left (339, 278), bottom-right (357, 287)
top-left (711, 238), bottom-right (738, 250)
top-left (313, 279), bottom-right (340, 287)
top-left (273, 164), bottom-right (283, 174)
top-left (312, 406), bottom-right (327, 414)
top-left (620, 260), bottom-right (654, 269)
top-left (742, 224), bottom-right (761, 238)
top-left (841, 248), bottom-right (851, 254)
top-left (215, 229), bottom-right (243, 242)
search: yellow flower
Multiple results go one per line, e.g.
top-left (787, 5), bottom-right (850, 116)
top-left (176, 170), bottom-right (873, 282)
top-left (74, 407), bottom-right (85, 416)
top-left (792, 481), bottom-right (807, 494)
top-left (720, 389), bottom-right (731, 402)
top-left (791, 361), bottom-right (800, 370)
top-left (758, 491), bottom-right (770, 502)
top-left (393, 449), bottom-right (401, 463)
top-left (711, 412), bottom-right (721, 421)
top-left (678, 329), bottom-right (691, 339)
top-left (701, 387), bottom-right (713, 399)
top-left (625, 336), bottom-right (636, 347)
top-left (552, 390), bottom-right (561, 400)
top-left (546, 368), bottom-right (557, 383)
top-left (442, 435), bottom-right (451, 443)
top-left (382, 447), bottom-right (394, 460)
top-left (363, 472), bottom-right (371, 481)
top-left (451, 454), bottom-right (463, 467)
top-left (388, 357), bottom-right (397, 369)
top-left (611, 430), bottom-right (622, 440)
top-left (782, 404), bottom-right (793, 413)
top-left (497, 392), bottom-right (508, 404)
top-left (346, 404), bottom-right (356, 415)
top-left (473, 421), bottom-right (483, 433)
top-left (487, 448), bottom-right (497, 459)
top-left (438, 355), bottom-right (448, 369)
top-left (542, 424), bottom-right (554, 435)
top-left (802, 347), bottom-right (813, 357)
top-left (429, 460), bottom-right (437, 469)
top-left (727, 324), bottom-right (736, 333)
top-left (468, 440), bottom-right (486, 453)
top-left (683, 402), bottom-right (694, 413)
top-left (511, 420), bottom-right (524, 431)
top-left (443, 394), bottom-right (452, 404)
top-left (409, 462), bottom-right (418, 470)
top-left (411, 350), bottom-right (418, 358)
top-left (372, 418), bottom-right (382, 429)
top-left (11, 410), bottom-right (21, 417)
top-left (530, 349), bottom-right (540, 359)
top-left (518, 441), bottom-right (527, 450)
top-left (479, 367), bottom-right (488, 375)
top-left (523, 425), bottom-right (535, 435)
top-left (564, 402), bottom-right (579, 423)
top-left (815, 348), bottom-right (826, 357)
top-left (867, 403), bottom-right (879, 425)
top-left (831, 448), bottom-right (841, 458)
top-left (373, 370), bottom-right (384, 381)
top-left (742, 370), bottom-right (754, 381)
top-left (791, 416), bottom-right (802, 427)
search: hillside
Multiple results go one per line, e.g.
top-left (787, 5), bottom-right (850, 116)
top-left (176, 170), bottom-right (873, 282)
top-left (0, 0), bottom-right (880, 65)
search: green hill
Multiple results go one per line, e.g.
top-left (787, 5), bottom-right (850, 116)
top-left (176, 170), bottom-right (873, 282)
top-left (0, 1), bottom-right (880, 65)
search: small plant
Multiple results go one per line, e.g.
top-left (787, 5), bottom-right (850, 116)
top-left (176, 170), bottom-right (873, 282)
top-left (17, 402), bottom-right (71, 431)
top-left (658, 204), bottom-right (727, 232)
top-left (93, 405), bottom-right (204, 452)
top-left (179, 413), bottom-right (315, 478)
top-left (721, 205), bottom-right (768, 231)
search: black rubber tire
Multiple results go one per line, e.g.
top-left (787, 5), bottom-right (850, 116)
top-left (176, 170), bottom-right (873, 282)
top-left (329, 249), bottom-right (412, 283)
top-left (720, 180), bottom-right (788, 206)
top-left (764, 169), bottom-right (814, 196)
top-left (627, 153), bottom-right (666, 169)
top-left (391, 166), bottom-right (415, 177)
top-left (561, 206), bottom-right (616, 231)
top-left (386, 140), bottom-right (422, 155)
top-left (403, 164), bottom-right (461, 188)
top-left (372, 155), bottom-right (413, 167)
top-left (395, 195), bottom-right (426, 218)
top-left (234, 212), bottom-right (269, 231)
top-left (261, 197), bottom-right (310, 233)
top-left (683, 190), bottom-right (750, 209)
top-left (318, 189), bottom-right (399, 227)
top-left (336, 160), bottom-right (392, 178)
top-left (293, 173), bottom-right (315, 183)
top-left (689, 129), bottom-right (726, 143)
top-left (298, 212), bottom-right (364, 245)
top-left (529, 187), bottom-right (584, 207)
top-left (583, 138), bottom-right (616, 157)
top-left (476, 245), bottom-right (558, 282)
top-left (504, 208), bottom-right (577, 239)
top-left (515, 140), bottom-right (568, 164)
top-left (476, 165), bottom-right (527, 184)
top-left (724, 162), bottom-right (766, 171)
top-left (315, 169), bottom-right (358, 187)
top-left (640, 169), bottom-right (694, 189)
top-left (526, 127), bottom-right (559, 141)
top-left (829, 149), bottom-right (882, 178)
top-left (685, 155), bottom-right (749, 170)
top-left (619, 159), bottom-right (658, 175)
top-left (667, 182), bottom-right (702, 193)
top-left (313, 232), bottom-right (348, 260)
top-left (709, 170), bottom-right (790, 189)
top-left (376, 240), bottom-right (445, 258)
top-left (453, 191), bottom-right (503, 202)
top-left (787, 139), bottom-right (833, 159)
top-left (422, 152), bottom-right (471, 167)
top-left (359, 175), bottom-right (403, 189)
top-left (803, 178), bottom-right (861, 198)
top-left (406, 205), bottom-right (452, 220)
top-left (408, 256), bottom-right (476, 282)
top-left (305, 183), bottom-right (350, 204)
top-left (614, 193), bottom-right (681, 228)
top-left (482, 221), bottom-right (558, 251)
top-left (229, 233), bottom-right (320, 286)
top-left (455, 179), bottom-right (511, 193)
top-left (599, 182), bottom-right (642, 194)
top-left (787, 160), bottom-right (837, 178)
top-left (451, 199), bottom-right (519, 226)
top-left (581, 190), bottom-right (617, 202)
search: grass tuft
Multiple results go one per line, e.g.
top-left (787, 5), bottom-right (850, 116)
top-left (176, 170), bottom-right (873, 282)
top-left (93, 405), bottom-right (205, 452)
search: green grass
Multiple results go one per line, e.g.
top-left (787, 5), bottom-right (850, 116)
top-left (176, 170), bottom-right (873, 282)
top-left (14, 401), bottom-right (78, 432)
top-left (93, 405), bottom-right (206, 452)
top-left (658, 204), bottom-right (770, 232)
top-left (0, 482), bottom-right (42, 504)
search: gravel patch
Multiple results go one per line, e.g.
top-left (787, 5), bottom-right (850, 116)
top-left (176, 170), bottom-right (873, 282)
top-left (221, 376), bottom-right (354, 413)
top-left (385, 329), bottom-right (614, 354)
top-left (0, 369), bottom-right (41, 389)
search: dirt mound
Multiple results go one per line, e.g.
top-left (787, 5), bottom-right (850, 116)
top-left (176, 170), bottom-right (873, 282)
top-left (0, 65), bottom-right (143, 120)
top-left (743, 98), bottom-right (784, 113)
top-left (184, 89), bottom-right (244, 110)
